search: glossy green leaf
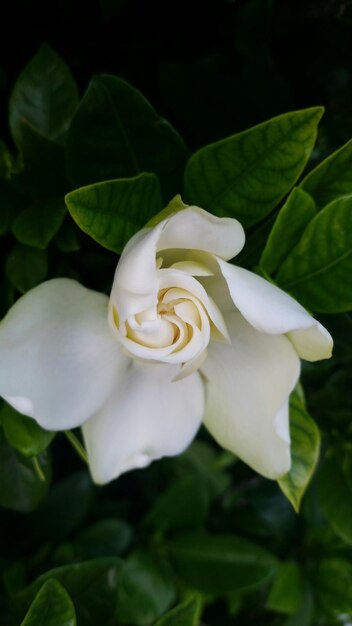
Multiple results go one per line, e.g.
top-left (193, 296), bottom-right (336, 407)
top-left (145, 475), bottom-right (209, 532)
top-left (9, 43), bottom-right (79, 147)
top-left (15, 558), bottom-right (122, 626)
top-left (116, 551), bottom-right (176, 626)
top-left (0, 402), bottom-right (54, 456)
top-left (0, 431), bottom-right (51, 512)
top-left (276, 194), bottom-right (352, 312)
top-left (5, 244), bottom-right (48, 293)
top-left (65, 173), bottom-right (162, 252)
top-left (66, 74), bottom-right (187, 197)
top-left (301, 138), bottom-right (352, 208)
top-left (315, 558), bottom-right (352, 615)
top-left (318, 450), bottom-right (352, 544)
top-left (21, 579), bottom-right (76, 626)
top-left (31, 471), bottom-right (93, 543)
top-left (166, 531), bottom-right (277, 593)
top-left (184, 108), bottom-right (323, 227)
top-left (153, 596), bottom-right (202, 626)
top-left (145, 194), bottom-right (187, 227)
top-left (74, 519), bottom-right (132, 558)
top-left (278, 391), bottom-right (320, 512)
top-left (267, 561), bottom-right (304, 614)
top-left (12, 198), bottom-right (66, 249)
top-left (260, 188), bottom-right (317, 275)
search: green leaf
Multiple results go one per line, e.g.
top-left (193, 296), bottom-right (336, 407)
top-left (0, 402), bottom-right (54, 456)
top-left (166, 531), bottom-right (277, 593)
top-left (5, 244), bottom-right (48, 293)
top-left (0, 431), bottom-right (50, 512)
top-left (318, 450), bottom-right (352, 544)
top-left (267, 561), bottom-right (304, 614)
top-left (115, 551), bottom-right (176, 626)
top-left (9, 43), bottom-right (79, 147)
top-left (276, 194), bottom-right (352, 312)
top-left (301, 138), bottom-right (352, 208)
top-left (184, 108), bottom-right (323, 227)
top-left (65, 173), bottom-right (162, 253)
top-left (283, 584), bottom-right (314, 626)
top-left (260, 188), bottom-right (317, 275)
top-left (66, 74), bottom-right (187, 198)
top-left (20, 579), bottom-right (76, 626)
top-left (314, 558), bottom-right (352, 615)
top-left (74, 519), bottom-right (132, 558)
top-left (12, 198), bottom-right (67, 249)
top-left (14, 558), bottom-right (122, 626)
top-left (278, 391), bottom-right (320, 513)
top-left (153, 596), bottom-right (202, 626)
top-left (145, 475), bottom-right (210, 532)
top-left (145, 194), bottom-right (187, 227)
top-left (31, 471), bottom-right (93, 543)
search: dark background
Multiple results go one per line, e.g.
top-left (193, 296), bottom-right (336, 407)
top-left (2, 0), bottom-right (352, 155)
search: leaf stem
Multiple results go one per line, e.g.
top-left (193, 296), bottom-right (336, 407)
top-left (64, 430), bottom-right (88, 464)
top-left (32, 456), bottom-right (46, 482)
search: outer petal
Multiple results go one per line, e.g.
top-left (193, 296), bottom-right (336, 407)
top-left (201, 311), bottom-right (300, 479)
top-left (0, 279), bottom-right (128, 430)
top-left (82, 362), bottom-right (204, 484)
top-left (110, 207), bottom-right (245, 321)
top-left (217, 261), bottom-right (333, 361)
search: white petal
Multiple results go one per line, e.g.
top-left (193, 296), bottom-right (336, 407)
top-left (82, 362), bottom-right (204, 484)
top-left (217, 261), bottom-right (333, 361)
top-left (201, 311), bottom-right (300, 479)
top-left (0, 279), bottom-right (128, 430)
top-left (110, 208), bottom-right (245, 322)
top-left (157, 207), bottom-right (245, 260)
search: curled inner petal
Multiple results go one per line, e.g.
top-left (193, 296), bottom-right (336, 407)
top-left (109, 269), bottom-right (228, 372)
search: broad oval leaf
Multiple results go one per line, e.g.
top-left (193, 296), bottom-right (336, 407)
top-left (115, 551), bottom-right (176, 626)
top-left (278, 390), bottom-right (320, 513)
top-left (14, 558), bottom-right (122, 626)
top-left (301, 138), bottom-right (352, 209)
top-left (74, 518), bottom-right (133, 559)
top-left (260, 188), bottom-right (317, 275)
top-left (66, 74), bottom-right (188, 198)
top-left (276, 194), bottom-right (352, 312)
top-left (184, 108), bottom-right (323, 227)
top-left (166, 531), bottom-right (277, 593)
top-left (145, 475), bottom-right (210, 532)
top-left (12, 198), bottom-right (67, 249)
top-left (9, 43), bottom-right (79, 147)
top-left (0, 431), bottom-right (51, 512)
top-left (21, 579), bottom-right (76, 626)
top-left (0, 402), bottom-right (54, 457)
top-left (65, 173), bottom-right (162, 253)
top-left (266, 561), bottom-right (304, 614)
top-left (153, 596), bottom-right (202, 626)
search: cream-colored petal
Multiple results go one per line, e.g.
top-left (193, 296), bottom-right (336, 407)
top-left (201, 311), bottom-right (300, 479)
top-left (157, 206), bottom-right (245, 260)
top-left (110, 207), bottom-right (245, 322)
top-left (83, 362), bottom-right (204, 484)
top-left (0, 279), bottom-right (128, 430)
top-left (217, 261), bottom-right (333, 360)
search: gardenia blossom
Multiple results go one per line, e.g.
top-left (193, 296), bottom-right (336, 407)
top-left (0, 206), bottom-right (333, 484)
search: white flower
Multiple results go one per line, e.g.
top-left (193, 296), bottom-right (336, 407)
top-left (0, 206), bottom-right (333, 484)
